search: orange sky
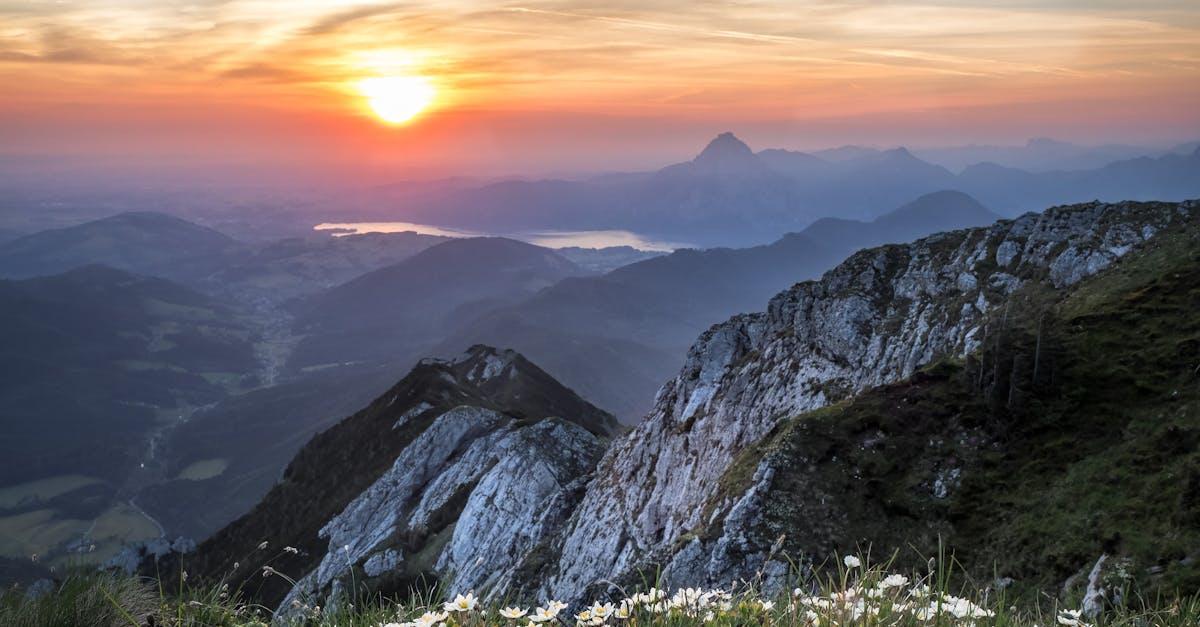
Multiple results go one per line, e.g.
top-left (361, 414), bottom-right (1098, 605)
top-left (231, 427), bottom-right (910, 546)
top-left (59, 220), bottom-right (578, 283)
top-left (2, 1), bottom-right (1199, 178)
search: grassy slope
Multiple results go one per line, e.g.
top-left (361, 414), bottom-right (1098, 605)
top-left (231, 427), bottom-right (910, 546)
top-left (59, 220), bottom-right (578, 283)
top-left (717, 224), bottom-right (1200, 602)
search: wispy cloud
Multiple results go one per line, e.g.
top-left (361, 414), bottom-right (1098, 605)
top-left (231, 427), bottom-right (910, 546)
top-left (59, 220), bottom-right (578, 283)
top-left (0, 0), bottom-right (1197, 150)
top-left (302, 3), bottom-right (407, 36)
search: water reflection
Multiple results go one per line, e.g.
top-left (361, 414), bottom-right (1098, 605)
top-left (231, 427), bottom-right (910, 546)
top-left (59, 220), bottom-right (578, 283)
top-left (313, 221), bottom-right (686, 252)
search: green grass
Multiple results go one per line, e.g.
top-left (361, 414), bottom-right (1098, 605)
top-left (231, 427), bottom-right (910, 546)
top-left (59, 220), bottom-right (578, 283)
top-left (176, 459), bottom-right (230, 482)
top-left (3, 554), bottom-right (1198, 626)
top-left (0, 502), bottom-right (160, 566)
top-left (86, 505), bottom-right (162, 563)
top-left (0, 572), bottom-right (157, 627)
top-left (0, 510), bottom-right (90, 561)
top-left (0, 476), bottom-right (103, 510)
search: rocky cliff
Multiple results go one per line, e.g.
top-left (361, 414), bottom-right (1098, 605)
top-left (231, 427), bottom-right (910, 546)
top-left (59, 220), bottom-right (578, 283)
top-left (167, 346), bottom-right (619, 610)
top-left (540, 199), bottom-right (1198, 599)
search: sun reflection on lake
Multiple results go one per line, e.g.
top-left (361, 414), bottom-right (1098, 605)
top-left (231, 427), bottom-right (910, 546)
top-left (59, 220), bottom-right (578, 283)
top-left (313, 221), bottom-right (687, 252)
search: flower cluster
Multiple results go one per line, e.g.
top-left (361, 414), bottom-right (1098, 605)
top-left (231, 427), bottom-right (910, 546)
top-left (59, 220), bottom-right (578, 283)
top-left (787, 558), bottom-right (997, 625)
top-left (384, 595), bottom-right (569, 627)
top-left (375, 556), bottom-right (1103, 627)
top-left (382, 609), bottom-right (450, 627)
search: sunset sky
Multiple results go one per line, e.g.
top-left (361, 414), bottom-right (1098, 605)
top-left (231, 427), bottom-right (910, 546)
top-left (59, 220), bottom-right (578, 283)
top-left (2, 1), bottom-right (1199, 179)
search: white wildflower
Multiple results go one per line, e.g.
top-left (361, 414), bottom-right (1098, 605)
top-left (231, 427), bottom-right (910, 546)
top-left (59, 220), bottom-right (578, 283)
top-left (943, 595), bottom-right (994, 619)
top-left (843, 555), bottom-right (862, 569)
top-left (1058, 609), bottom-right (1091, 626)
top-left (499, 607), bottom-right (528, 619)
top-left (413, 611), bottom-right (448, 627)
top-left (444, 592), bottom-right (479, 613)
top-left (530, 606), bottom-right (558, 622)
top-left (645, 601), bottom-right (668, 614)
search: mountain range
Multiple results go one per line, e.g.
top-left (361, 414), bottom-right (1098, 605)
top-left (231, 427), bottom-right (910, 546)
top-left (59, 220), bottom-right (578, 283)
top-left (163, 199), bottom-right (1200, 612)
top-left (0, 212), bottom-right (242, 282)
top-left (97, 189), bottom-right (1006, 546)
top-left (1, 159), bottom-right (1194, 584)
top-left (0, 212), bottom-right (459, 305)
top-left (203, 231), bottom-right (450, 304)
top-left (288, 237), bottom-right (585, 372)
top-left (434, 190), bottom-right (999, 419)
top-left (347, 133), bottom-right (1200, 247)
top-left (911, 137), bottom-right (1200, 173)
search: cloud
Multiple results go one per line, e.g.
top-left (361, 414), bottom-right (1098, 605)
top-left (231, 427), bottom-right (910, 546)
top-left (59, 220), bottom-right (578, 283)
top-left (302, 3), bottom-right (407, 36)
top-left (0, 26), bottom-right (143, 66)
top-left (504, 6), bottom-right (820, 45)
top-left (220, 62), bottom-right (314, 83)
top-left (0, 0), bottom-right (1196, 147)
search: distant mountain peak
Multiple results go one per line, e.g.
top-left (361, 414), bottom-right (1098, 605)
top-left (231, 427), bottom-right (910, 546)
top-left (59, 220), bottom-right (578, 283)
top-left (706, 130), bottom-right (745, 146)
top-left (690, 132), bottom-right (765, 175)
top-left (1026, 137), bottom-right (1070, 148)
top-left (875, 190), bottom-right (997, 227)
top-left (880, 146), bottom-right (916, 160)
top-left (696, 132), bottom-right (752, 157)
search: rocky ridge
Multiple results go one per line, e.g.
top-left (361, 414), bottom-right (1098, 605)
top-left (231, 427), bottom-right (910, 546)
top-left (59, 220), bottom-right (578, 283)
top-left (280, 407), bottom-right (606, 614)
top-left (540, 199), bottom-right (1197, 599)
top-left (164, 345), bottom-right (619, 610)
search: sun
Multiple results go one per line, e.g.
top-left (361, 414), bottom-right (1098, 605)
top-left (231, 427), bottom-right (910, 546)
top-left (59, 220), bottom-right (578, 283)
top-left (358, 75), bottom-right (435, 125)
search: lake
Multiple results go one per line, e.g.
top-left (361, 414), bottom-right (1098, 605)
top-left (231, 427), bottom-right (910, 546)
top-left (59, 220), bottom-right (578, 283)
top-left (312, 221), bottom-right (687, 252)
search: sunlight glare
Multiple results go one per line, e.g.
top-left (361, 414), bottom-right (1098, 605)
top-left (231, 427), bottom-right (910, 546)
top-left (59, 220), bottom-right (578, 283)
top-left (358, 75), bottom-right (435, 125)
